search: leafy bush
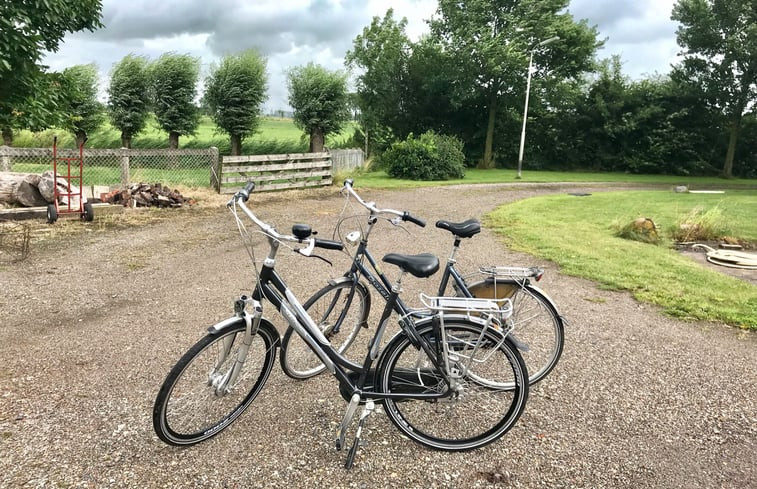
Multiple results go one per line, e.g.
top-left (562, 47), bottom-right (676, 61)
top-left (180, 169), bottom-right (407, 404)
top-left (379, 131), bottom-right (465, 180)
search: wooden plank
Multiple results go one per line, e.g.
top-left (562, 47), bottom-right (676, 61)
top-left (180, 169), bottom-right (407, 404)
top-left (223, 152), bottom-right (329, 163)
top-left (221, 170), bottom-right (331, 185)
top-left (222, 160), bottom-right (330, 173)
top-left (221, 177), bottom-right (332, 194)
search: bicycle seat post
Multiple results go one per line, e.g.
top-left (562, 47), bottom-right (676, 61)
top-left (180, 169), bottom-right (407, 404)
top-left (447, 237), bottom-right (462, 266)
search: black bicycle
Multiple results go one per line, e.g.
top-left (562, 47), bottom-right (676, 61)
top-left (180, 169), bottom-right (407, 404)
top-left (153, 182), bottom-right (529, 469)
top-left (280, 179), bottom-right (564, 385)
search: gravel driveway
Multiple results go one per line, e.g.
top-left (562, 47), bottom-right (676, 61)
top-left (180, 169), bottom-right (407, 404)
top-left (1, 183), bottom-right (755, 488)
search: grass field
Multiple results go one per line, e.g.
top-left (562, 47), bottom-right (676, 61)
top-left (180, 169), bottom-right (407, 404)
top-left (486, 190), bottom-right (757, 328)
top-left (13, 115), bottom-right (357, 155)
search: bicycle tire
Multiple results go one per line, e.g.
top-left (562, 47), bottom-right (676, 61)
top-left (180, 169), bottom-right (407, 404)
top-left (377, 320), bottom-right (528, 451)
top-left (280, 280), bottom-right (370, 379)
top-left (466, 280), bottom-right (564, 385)
top-left (153, 320), bottom-right (278, 446)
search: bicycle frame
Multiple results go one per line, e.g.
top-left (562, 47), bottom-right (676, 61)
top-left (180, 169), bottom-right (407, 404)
top-left (237, 201), bottom-right (451, 403)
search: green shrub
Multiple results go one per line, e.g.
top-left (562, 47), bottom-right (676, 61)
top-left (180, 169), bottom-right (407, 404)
top-left (380, 131), bottom-right (465, 181)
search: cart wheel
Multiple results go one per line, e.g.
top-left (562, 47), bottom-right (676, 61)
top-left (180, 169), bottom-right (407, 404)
top-left (83, 202), bottom-right (94, 222)
top-left (46, 204), bottom-right (58, 224)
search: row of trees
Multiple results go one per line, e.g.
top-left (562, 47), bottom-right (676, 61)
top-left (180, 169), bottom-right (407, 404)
top-left (347, 0), bottom-right (756, 178)
top-left (3, 50), bottom-right (351, 155)
top-left (3, 0), bottom-right (754, 177)
top-left (1, 1), bottom-right (352, 155)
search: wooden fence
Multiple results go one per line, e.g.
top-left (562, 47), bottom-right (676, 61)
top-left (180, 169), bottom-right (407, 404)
top-left (329, 149), bottom-right (364, 173)
top-left (214, 152), bottom-right (333, 193)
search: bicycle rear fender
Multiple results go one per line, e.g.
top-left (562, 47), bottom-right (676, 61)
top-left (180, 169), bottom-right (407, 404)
top-left (207, 316), bottom-right (281, 346)
top-left (467, 279), bottom-right (561, 315)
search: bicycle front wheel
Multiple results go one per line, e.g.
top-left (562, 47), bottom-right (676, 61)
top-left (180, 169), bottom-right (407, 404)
top-left (467, 280), bottom-right (564, 385)
top-left (377, 320), bottom-right (528, 451)
top-left (153, 321), bottom-right (278, 445)
top-left (280, 280), bottom-right (370, 379)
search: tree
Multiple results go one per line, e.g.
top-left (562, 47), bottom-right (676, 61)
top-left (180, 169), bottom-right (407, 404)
top-left (108, 54), bottom-right (151, 149)
top-left (345, 9), bottom-right (412, 154)
top-left (203, 50), bottom-right (268, 156)
top-left (0, 0), bottom-right (103, 144)
top-left (287, 63), bottom-right (350, 153)
top-left (430, 0), bottom-right (600, 168)
top-left (672, 0), bottom-right (757, 178)
top-left (60, 64), bottom-right (106, 146)
top-left (149, 53), bottom-right (200, 149)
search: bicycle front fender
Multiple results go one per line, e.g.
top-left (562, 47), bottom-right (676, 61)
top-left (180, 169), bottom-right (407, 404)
top-left (327, 275), bottom-right (372, 327)
top-left (207, 316), bottom-right (281, 347)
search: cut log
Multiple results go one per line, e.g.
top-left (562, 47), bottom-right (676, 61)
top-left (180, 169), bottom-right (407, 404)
top-left (38, 171), bottom-right (81, 207)
top-left (0, 172), bottom-right (48, 206)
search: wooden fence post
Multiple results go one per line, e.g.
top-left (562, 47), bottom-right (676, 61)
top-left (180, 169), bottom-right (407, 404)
top-left (120, 148), bottom-right (130, 186)
top-left (209, 146), bottom-right (221, 192)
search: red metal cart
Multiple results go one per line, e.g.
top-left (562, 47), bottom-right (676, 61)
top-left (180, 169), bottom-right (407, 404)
top-left (46, 136), bottom-right (94, 223)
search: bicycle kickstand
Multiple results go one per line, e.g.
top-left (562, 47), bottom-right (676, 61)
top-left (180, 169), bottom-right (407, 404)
top-left (345, 400), bottom-right (375, 470)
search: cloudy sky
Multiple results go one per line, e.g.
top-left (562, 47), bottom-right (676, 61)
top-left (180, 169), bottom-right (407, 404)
top-left (42, 0), bottom-right (682, 112)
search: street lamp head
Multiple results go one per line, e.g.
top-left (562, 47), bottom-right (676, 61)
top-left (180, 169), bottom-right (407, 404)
top-left (537, 36), bottom-right (560, 47)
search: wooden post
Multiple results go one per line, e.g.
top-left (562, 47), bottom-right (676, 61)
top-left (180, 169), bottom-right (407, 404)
top-left (120, 147), bottom-right (130, 186)
top-left (209, 147), bottom-right (221, 192)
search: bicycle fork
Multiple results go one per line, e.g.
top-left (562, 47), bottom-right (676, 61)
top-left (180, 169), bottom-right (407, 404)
top-left (209, 297), bottom-right (264, 396)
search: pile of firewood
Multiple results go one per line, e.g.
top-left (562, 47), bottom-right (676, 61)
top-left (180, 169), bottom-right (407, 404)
top-left (102, 183), bottom-right (192, 208)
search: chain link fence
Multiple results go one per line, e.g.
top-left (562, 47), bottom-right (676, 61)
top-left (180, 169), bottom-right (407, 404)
top-left (0, 146), bottom-right (220, 189)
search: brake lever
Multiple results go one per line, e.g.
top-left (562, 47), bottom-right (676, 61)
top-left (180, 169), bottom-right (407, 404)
top-left (296, 238), bottom-right (316, 257)
top-left (387, 217), bottom-right (413, 236)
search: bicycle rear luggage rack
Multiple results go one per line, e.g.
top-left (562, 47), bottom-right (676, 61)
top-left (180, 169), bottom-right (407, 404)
top-left (478, 266), bottom-right (544, 280)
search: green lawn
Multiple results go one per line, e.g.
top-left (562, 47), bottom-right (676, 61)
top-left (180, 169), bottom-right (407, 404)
top-left (486, 190), bottom-right (757, 329)
top-left (344, 168), bottom-right (757, 189)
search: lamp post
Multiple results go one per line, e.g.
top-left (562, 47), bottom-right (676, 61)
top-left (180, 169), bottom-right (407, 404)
top-left (516, 36), bottom-right (560, 179)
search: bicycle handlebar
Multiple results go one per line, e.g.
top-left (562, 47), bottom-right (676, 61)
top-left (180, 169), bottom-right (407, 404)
top-left (229, 182), bottom-right (344, 253)
top-left (342, 179), bottom-right (426, 227)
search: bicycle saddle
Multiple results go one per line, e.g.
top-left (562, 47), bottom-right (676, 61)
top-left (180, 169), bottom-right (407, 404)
top-left (435, 219), bottom-right (481, 238)
top-left (382, 253), bottom-right (440, 278)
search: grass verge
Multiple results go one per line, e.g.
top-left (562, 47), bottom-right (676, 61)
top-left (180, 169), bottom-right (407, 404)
top-left (485, 190), bottom-right (757, 329)
top-left (345, 169), bottom-right (757, 189)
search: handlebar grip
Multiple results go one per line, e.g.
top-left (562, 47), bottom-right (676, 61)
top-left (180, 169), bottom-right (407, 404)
top-left (402, 211), bottom-right (426, 228)
top-left (239, 181), bottom-right (256, 202)
top-left (343, 178), bottom-right (354, 188)
top-left (314, 238), bottom-right (344, 251)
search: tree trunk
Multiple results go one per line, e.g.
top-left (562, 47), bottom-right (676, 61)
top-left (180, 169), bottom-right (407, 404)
top-left (121, 132), bottom-right (132, 149)
top-left (169, 131), bottom-right (180, 149)
top-left (309, 127), bottom-right (325, 153)
top-left (2, 127), bottom-right (12, 146)
top-left (230, 134), bottom-right (242, 156)
top-left (479, 94), bottom-right (497, 169)
top-left (722, 117), bottom-right (741, 179)
top-left (75, 130), bottom-right (87, 148)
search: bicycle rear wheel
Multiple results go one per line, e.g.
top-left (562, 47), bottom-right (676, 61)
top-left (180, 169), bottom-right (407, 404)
top-left (280, 280), bottom-right (370, 379)
top-left (153, 321), bottom-right (278, 445)
top-left (377, 320), bottom-right (528, 451)
top-left (466, 280), bottom-right (563, 385)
